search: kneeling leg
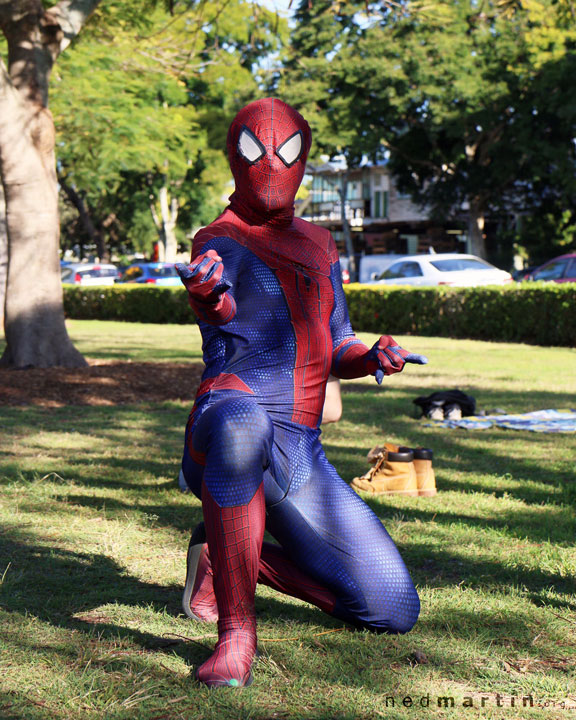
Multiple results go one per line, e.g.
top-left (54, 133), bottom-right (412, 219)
top-left (266, 452), bottom-right (420, 635)
top-left (190, 397), bottom-right (273, 687)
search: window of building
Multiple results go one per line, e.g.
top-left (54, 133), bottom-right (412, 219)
top-left (373, 191), bottom-right (381, 218)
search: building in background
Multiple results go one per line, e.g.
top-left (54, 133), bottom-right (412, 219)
top-left (301, 162), bottom-right (469, 263)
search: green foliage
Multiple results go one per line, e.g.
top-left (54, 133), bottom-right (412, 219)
top-left (63, 283), bottom-right (576, 346)
top-left (52, 9), bottom-right (209, 200)
top-left (63, 285), bottom-right (194, 324)
top-left (52, 1), bottom-right (288, 256)
top-left (282, 0), bottom-right (576, 260)
top-left (515, 205), bottom-right (576, 266)
top-left (344, 282), bottom-right (576, 346)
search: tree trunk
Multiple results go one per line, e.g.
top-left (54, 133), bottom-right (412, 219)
top-left (59, 175), bottom-right (109, 262)
top-left (0, 181), bottom-right (7, 336)
top-left (159, 183), bottom-right (178, 262)
top-left (0, 81), bottom-right (86, 367)
top-left (467, 199), bottom-right (487, 259)
top-left (0, 0), bottom-right (102, 367)
top-left (149, 199), bottom-right (166, 261)
top-left (337, 171), bottom-right (357, 282)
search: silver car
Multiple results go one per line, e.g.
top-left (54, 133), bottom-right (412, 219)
top-left (371, 253), bottom-right (513, 287)
top-left (61, 262), bottom-right (120, 286)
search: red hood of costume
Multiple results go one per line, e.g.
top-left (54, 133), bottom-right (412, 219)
top-left (226, 98), bottom-right (312, 227)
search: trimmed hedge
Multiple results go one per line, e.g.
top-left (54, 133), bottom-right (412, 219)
top-left (344, 283), bottom-right (576, 347)
top-left (63, 285), bottom-right (194, 325)
top-left (63, 282), bottom-right (576, 346)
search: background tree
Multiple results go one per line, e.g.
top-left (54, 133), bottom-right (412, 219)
top-left (283, 0), bottom-right (576, 262)
top-left (0, 0), bottom-right (286, 367)
top-left (52, 1), bottom-right (286, 262)
top-left (0, 182), bottom-right (6, 334)
top-left (281, 0), bottom-right (384, 279)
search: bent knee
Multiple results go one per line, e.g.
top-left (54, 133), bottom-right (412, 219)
top-left (195, 397), bottom-right (273, 473)
top-left (359, 585), bottom-right (420, 635)
top-left (217, 399), bottom-right (273, 466)
top-left (208, 398), bottom-right (272, 441)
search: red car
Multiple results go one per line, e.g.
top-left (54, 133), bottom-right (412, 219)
top-left (527, 253), bottom-right (576, 283)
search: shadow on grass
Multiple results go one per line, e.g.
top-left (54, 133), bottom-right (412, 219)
top-left (1, 387), bottom-right (575, 687)
top-left (2, 522), bottom-right (563, 703)
top-left (0, 531), bottom-right (210, 667)
top-left (333, 386), bottom-right (576, 508)
top-left (0, 518), bottom-right (573, 715)
top-left (405, 541), bottom-right (576, 610)
top-left (325, 432), bottom-right (575, 511)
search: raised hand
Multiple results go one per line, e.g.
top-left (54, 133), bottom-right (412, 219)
top-left (366, 335), bottom-right (428, 384)
top-left (175, 249), bottom-right (231, 303)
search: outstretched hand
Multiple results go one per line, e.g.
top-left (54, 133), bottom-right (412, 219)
top-left (175, 249), bottom-right (231, 302)
top-left (367, 335), bottom-right (428, 384)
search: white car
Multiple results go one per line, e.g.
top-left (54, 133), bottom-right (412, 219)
top-left (371, 253), bottom-right (513, 287)
top-left (61, 262), bottom-right (120, 286)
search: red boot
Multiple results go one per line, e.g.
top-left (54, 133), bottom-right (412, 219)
top-left (194, 483), bottom-right (265, 688)
top-left (184, 526), bottom-right (337, 626)
top-left (182, 523), bottom-right (218, 623)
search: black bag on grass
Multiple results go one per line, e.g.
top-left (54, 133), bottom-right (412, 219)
top-left (413, 390), bottom-right (476, 418)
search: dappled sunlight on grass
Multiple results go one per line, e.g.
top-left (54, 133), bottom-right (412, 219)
top-left (0, 323), bottom-right (575, 718)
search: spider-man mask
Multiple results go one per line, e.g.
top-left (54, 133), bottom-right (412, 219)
top-left (227, 98), bottom-right (312, 225)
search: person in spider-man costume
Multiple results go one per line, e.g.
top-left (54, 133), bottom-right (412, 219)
top-left (176, 98), bottom-right (428, 688)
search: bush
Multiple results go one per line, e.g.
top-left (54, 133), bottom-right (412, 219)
top-left (63, 283), bottom-right (576, 346)
top-left (344, 282), bottom-right (576, 346)
top-left (63, 285), bottom-right (194, 325)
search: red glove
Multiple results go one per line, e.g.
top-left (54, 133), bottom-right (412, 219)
top-left (366, 335), bottom-right (429, 383)
top-left (175, 250), bottom-right (230, 303)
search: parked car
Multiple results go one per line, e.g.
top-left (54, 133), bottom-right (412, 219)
top-left (370, 253), bottom-right (513, 287)
top-left (512, 265), bottom-right (539, 282)
top-left (358, 254), bottom-right (402, 283)
top-left (119, 262), bottom-right (182, 286)
top-left (522, 253), bottom-right (576, 283)
top-left (61, 262), bottom-right (120, 286)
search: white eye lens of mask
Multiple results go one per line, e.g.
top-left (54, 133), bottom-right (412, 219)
top-left (238, 128), bottom-right (265, 164)
top-left (276, 131), bottom-right (303, 167)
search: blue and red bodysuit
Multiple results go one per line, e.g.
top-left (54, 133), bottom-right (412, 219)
top-left (178, 99), bottom-right (423, 688)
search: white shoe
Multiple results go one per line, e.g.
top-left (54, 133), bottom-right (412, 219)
top-left (444, 405), bottom-right (462, 420)
top-left (178, 469), bottom-right (190, 493)
top-left (427, 406), bottom-right (444, 420)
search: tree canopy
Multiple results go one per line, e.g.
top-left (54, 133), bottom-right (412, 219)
top-left (281, 0), bottom-right (576, 260)
top-left (52, 0), bottom-right (287, 260)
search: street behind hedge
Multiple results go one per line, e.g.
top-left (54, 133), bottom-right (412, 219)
top-left (0, 321), bottom-right (575, 720)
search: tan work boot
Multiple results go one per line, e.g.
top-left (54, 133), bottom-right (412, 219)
top-left (365, 443), bottom-right (437, 497)
top-left (366, 442), bottom-right (397, 464)
top-left (352, 447), bottom-right (418, 496)
top-left (409, 447), bottom-right (437, 496)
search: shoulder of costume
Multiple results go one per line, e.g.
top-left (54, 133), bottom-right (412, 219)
top-left (293, 218), bottom-right (339, 264)
top-left (192, 211), bottom-right (243, 255)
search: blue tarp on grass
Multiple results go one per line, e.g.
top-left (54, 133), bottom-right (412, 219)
top-left (426, 409), bottom-right (576, 433)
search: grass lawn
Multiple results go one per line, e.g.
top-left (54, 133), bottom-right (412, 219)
top-left (1, 320), bottom-right (575, 720)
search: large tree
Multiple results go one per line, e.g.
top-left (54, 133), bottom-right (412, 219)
top-left (0, 0), bottom-right (286, 367)
top-left (0, 182), bottom-right (6, 335)
top-left (0, 0), bottom-right (102, 367)
top-left (283, 0), bottom-right (576, 260)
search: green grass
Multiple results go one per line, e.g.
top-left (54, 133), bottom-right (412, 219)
top-left (1, 320), bottom-right (575, 719)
